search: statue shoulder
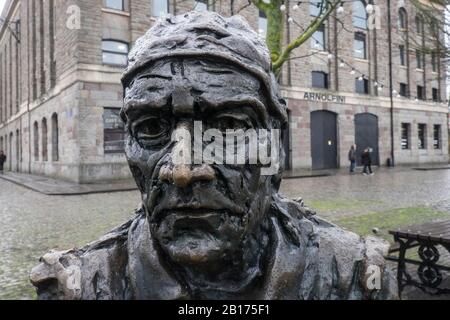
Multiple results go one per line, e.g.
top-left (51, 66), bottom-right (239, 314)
top-left (271, 195), bottom-right (398, 299)
top-left (311, 216), bottom-right (399, 300)
top-left (30, 212), bottom-right (141, 300)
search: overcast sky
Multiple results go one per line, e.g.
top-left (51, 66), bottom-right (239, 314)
top-left (0, 0), bottom-right (5, 16)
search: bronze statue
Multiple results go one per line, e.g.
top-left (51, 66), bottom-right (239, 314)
top-left (30, 11), bottom-right (397, 300)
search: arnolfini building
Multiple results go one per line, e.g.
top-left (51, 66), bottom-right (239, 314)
top-left (0, 0), bottom-right (448, 182)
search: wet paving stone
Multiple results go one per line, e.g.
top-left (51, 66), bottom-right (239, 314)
top-left (1, 167), bottom-right (450, 299)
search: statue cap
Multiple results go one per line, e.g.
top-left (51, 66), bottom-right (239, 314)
top-left (121, 11), bottom-right (287, 123)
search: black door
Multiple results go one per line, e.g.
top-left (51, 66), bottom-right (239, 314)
top-left (311, 111), bottom-right (338, 170)
top-left (355, 113), bottom-right (379, 166)
top-left (283, 110), bottom-right (291, 171)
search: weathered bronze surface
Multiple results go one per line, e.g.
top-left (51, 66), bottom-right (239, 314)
top-left (30, 11), bottom-right (398, 300)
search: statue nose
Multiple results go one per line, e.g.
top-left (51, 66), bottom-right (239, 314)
top-left (158, 121), bottom-right (216, 188)
top-left (159, 164), bottom-right (216, 188)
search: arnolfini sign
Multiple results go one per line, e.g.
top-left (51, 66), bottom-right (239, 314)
top-left (303, 92), bottom-right (346, 104)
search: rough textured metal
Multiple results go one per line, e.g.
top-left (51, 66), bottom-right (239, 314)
top-left (30, 11), bottom-right (398, 300)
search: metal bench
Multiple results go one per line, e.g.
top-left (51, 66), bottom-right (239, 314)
top-left (387, 220), bottom-right (450, 297)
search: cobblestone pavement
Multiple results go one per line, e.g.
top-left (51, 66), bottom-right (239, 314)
top-left (280, 167), bottom-right (450, 219)
top-left (0, 180), bottom-right (140, 299)
top-left (1, 167), bottom-right (450, 299)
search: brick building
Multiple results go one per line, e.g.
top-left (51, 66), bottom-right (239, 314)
top-left (0, 0), bottom-right (448, 182)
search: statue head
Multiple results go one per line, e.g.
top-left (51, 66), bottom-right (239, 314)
top-left (121, 11), bottom-right (287, 293)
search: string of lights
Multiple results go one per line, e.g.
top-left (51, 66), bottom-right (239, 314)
top-left (260, 0), bottom-right (449, 106)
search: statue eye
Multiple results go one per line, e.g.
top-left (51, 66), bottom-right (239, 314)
top-left (211, 116), bottom-right (253, 132)
top-left (133, 117), bottom-right (171, 145)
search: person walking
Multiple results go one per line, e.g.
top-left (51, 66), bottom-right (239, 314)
top-left (348, 145), bottom-right (357, 173)
top-left (361, 148), bottom-right (373, 176)
top-left (0, 150), bottom-right (6, 174)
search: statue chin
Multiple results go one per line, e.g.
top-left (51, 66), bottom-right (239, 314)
top-left (160, 234), bottom-right (227, 266)
top-left (152, 212), bottom-right (246, 267)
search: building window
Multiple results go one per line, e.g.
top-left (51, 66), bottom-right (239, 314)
top-left (102, 40), bottom-right (129, 67)
top-left (399, 83), bottom-right (408, 97)
top-left (105, 0), bottom-right (124, 11)
top-left (417, 85), bottom-right (425, 100)
top-left (312, 71), bottom-right (328, 89)
top-left (311, 24), bottom-right (325, 51)
top-left (103, 108), bottom-right (126, 154)
top-left (401, 123), bottom-right (410, 150)
top-left (152, 0), bottom-right (168, 17)
top-left (16, 129), bottom-right (21, 165)
top-left (418, 124), bottom-right (426, 150)
top-left (432, 88), bottom-right (439, 102)
top-left (431, 52), bottom-right (437, 72)
top-left (433, 125), bottom-right (441, 149)
top-left (355, 78), bottom-right (369, 94)
top-left (399, 8), bottom-right (408, 30)
top-left (42, 118), bottom-right (48, 162)
top-left (258, 10), bottom-right (267, 39)
top-left (416, 16), bottom-right (424, 34)
top-left (34, 122), bottom-right (39, 161)
top-left (399, 45), bottom-right (406, 66)
top-left (353, 0), bottom-right (367, 29)
top-left (430, 22), bottom-right (437, 36)
top-left (51, 113), bottom-right (59, 162)
top-left (416, 50), bottom-right (423, 69)
top-left (195, 0), bottom-right (208, 11)
top-left (354, 32), bottom-right (366, 59)
top-left (310, 0), bottom-right (322, 17)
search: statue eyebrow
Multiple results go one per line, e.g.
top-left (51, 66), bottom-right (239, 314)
top-left (136, 73), bottom-right (173, 81)
top-left (123, 97), bottom-right (171, 123)
top-left (199, 96), bottom-right (268, 125)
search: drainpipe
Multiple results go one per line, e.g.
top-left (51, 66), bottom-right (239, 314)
top-left (387, 0), bottom-right (395, 167)
top-left (27, 0), bottom-right (31, 173)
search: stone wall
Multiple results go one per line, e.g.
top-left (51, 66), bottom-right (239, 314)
top-left (0, 0), bottom-right (448, 182)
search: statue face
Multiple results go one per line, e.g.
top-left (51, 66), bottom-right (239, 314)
top-left (122, 58), bottom-right (280, 268)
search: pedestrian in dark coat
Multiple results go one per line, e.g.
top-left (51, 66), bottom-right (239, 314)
top-left (348, 145), bottom-right (357, 173)
top-left (0, 150), bottom-right (6, 174)
top-left (361, 148), bottom-right (373, 175)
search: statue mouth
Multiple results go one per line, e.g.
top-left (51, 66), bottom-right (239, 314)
top-left (172, 212), bottom-right (224, 237)
top-left (159, 208), bottom-right (233, 230)
top-left (153, 207), bottom-right (244, 240)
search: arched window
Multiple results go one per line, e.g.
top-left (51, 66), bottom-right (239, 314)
top-left (9, 133), bottom-right (12, 169)
top-left (353, 0), bottom-right (367, 29)
top-left (399, 8), bottom-right (408, 30)
top-left (33, 121), bottom-right (39, 161)
top-left (51, 113), bottom-right (59, 162)
top-left (415, 15), bottom-right (424, 34)
top-left (42, 118), bottom-right (48, 162)
top-left (16, 129), bottom-right (20, 170)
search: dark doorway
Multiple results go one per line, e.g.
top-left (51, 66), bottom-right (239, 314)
top-left (355, 113), bottom-right (379, 166)
top-left (9, 133), bottom-right (12, 171)
top-left (16, 130), bottom-right (20, 172)
top-left (311, 110), bottom-right (338, 170)
top-left (283, 109), bottom-right (292, 171)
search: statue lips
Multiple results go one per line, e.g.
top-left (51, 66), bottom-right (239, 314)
top-left (158, 207), bottom-right (239, 235)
